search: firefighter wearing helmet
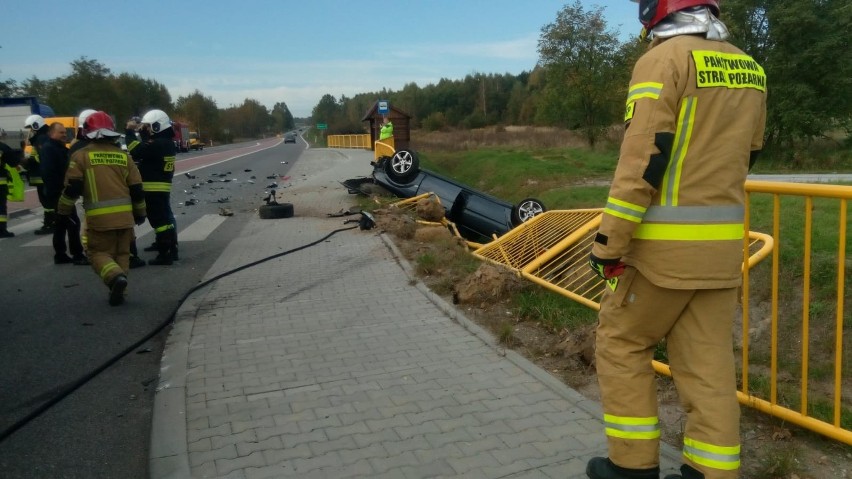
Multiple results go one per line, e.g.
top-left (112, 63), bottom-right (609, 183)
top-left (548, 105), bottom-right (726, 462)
top-left (586, 2), bottom-right (766, 479)
top-left (23, 114), bottom-right (54, 235)
top-left (125, 109), bottom-right (177, 265)
top-left (57, 111), bottom-right (147, 306)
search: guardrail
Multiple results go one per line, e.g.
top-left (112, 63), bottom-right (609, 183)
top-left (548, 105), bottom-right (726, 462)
top-left (327, 134), bottom-right (371, 149)
top-left (466, 179), bottom-right (852, 445)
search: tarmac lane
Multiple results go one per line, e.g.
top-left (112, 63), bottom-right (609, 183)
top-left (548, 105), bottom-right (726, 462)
top-left (0, 138), bottom-right (305, 478)
top-left (6, 138), bottom-right (282, 217)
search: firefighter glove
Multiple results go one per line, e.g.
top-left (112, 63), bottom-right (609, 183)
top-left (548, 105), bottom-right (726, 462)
top-left (589, 253), bottom-right (625, 280)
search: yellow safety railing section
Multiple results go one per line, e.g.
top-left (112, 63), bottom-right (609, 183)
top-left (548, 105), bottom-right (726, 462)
top-left (734, 180), bottom-right (851, 445)
top-left (327, 134), bottom-right (371, 149)
top-left (466, 179), bottom-right (851, 446)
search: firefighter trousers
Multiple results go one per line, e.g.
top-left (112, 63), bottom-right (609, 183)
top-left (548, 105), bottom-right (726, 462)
top-left (595, 266), bottom-right (741, 479)
top-left (145, 192), bottom-right (175, 257)
top-left (86, 228), bottom-right (133, 287)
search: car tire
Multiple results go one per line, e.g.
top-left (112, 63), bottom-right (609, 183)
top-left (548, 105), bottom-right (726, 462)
top-left (259, 203), bottom-right (294, 219)
top-left (385, 149), bottom-right (420, 183)
top-left (511, 198), bottom-right (546, 226)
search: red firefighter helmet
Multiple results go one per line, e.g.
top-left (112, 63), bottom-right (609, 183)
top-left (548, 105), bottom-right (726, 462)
top-left (634, 0), bottom-right (720, 30)
top-left (83, 111), bottom-right (120, 139)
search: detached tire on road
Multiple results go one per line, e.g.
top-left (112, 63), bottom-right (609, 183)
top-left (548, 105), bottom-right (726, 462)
top-left (259, 203), bottom-right (294, 219)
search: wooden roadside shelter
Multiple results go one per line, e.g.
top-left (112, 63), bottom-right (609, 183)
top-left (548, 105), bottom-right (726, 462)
top-left (361, 101), bottom-right (411, 151)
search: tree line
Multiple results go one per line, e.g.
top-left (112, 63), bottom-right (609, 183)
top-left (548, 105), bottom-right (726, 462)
top-left (2, 0), bottom-right (848, 159)
top-left (313, 0), bottom-right (850, 157)
top-left (0, 57), bottom-right (296, 143)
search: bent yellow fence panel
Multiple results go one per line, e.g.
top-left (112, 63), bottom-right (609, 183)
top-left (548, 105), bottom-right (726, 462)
top-left (469, 181), bottom-right (850, 446)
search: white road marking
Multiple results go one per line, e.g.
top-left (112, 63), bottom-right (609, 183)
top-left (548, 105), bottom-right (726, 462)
top-left (14, 213), bottom-right (226, 247)
top-left (176, 214), bottom-right (227, 241)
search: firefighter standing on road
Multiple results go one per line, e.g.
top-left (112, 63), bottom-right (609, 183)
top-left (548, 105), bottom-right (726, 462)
top-left (57, 111), bottom-right (146, 306)
top-left (0, 142), bottom-right (24, 238)
top-left (585, 2), bottom-right (767, 479)
top-left (125, 109), bottom-right (177, 265)
top-left (23, 115), bottom-right (54, 235)
top-left (41, 122), bottom-right (88, 265)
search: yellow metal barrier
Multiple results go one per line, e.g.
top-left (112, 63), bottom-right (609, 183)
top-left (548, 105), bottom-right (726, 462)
top-left (738, 180), bottom-right (852, 445)
top-left (327, 134), bottom-right (371, 149)
top-left (471, 194), bottom-right (851, 446)
top-left (393, 179), bottom-right (852, 444)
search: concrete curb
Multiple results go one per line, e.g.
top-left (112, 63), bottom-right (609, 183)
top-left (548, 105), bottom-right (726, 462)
top-left (148, 284), bottom-right (212, 478)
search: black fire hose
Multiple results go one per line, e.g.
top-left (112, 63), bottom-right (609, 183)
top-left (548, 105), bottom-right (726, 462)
top-left (0, 224), bottom-right (360, 444)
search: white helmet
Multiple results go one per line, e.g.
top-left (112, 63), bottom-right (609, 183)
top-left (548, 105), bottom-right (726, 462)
top-left (141, 109), bottom-right (171, 133)
top-left (77, 109), bottom-right (97, 128)
top-left (24, 114), bottom-right (45, 130)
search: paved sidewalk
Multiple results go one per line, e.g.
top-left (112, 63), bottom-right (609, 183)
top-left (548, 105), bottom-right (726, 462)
top-left (149, 148), bottom-right (681, 478)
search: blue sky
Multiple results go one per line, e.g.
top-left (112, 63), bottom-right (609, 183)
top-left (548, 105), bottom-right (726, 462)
top-left (2, 1), bottom-right (638, 118)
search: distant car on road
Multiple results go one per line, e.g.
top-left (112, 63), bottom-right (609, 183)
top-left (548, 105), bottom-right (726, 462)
top-left (284, 133), bottom-right (297, 144)
top-left (350, 149), bottom-right (546, 243)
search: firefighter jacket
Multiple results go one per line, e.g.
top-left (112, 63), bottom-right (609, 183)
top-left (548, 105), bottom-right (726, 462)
top-left (25, 127), bottom-right (48, 185)
top-left (58, 141), bottom-right (146, 231)
top-left (125, 129), bottom-right (175, 194)
top-left (592, 34), bottom-right (767, 289)
top-left (1, 143), bottom-right (22, 182)
top-left (40, 137), bottom-right (70, 205)
top-left (0, 143), bottom-right (24, 201)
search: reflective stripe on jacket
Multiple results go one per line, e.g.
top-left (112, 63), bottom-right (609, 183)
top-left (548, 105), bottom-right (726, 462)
top-left (126, 130), bottom-right (175, 190)
top-left (593, 35), bottom-right (767, 289)
top-left (59, 142), bottom-right (145, 231)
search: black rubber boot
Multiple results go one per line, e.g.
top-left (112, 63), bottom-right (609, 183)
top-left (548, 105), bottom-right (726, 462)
top-left (587, 457), bottom-right (660, 479)
top-left (0, 225), bottom-right (13, 238)
top-left (35, 211), bottom-right (56, 235)
top-left (169, 229), bottom-right (179, 261)
top-left (663, 464), bottom-right (704, 479)
top-left (148, 255), bottom-right (173, 266)
top-left (34, 224), bottom-right (54, 235)
top-left (129, 255), bottom-right (146, 269)
top-left (108, 274), bottom-right (128, 306)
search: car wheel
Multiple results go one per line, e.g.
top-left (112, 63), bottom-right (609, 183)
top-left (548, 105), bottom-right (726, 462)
top-left (511, 198), bottom-right (546, 226)
top-left (385, 149), bottom-right (419, 183)
top-left (259, 203), bottom-right (294, 219)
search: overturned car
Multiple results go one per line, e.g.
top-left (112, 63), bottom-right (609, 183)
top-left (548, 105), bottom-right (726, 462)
top-left (344, 149), bottom-right (546, 243)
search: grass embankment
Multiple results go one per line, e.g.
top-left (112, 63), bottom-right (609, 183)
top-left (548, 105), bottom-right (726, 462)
top-left (416, 139), bottom-right (851, 427)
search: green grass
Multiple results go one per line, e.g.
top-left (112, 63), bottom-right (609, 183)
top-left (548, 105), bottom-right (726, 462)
top-left (420, 146), bottom-right (618, 207)
top-left (513, 287), bottom-right (598, 331)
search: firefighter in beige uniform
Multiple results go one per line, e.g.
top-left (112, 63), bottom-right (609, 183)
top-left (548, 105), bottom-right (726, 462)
top-left (585, 2), bottom-right (766, 479)
top-left (57, 112), bottom-right (147, 306)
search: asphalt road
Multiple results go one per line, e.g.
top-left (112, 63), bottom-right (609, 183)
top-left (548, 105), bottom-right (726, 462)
top-left (0, 136), bottom-right (306, 478)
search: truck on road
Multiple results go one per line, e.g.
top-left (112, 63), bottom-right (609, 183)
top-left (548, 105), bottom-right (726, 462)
top-left (172, 121), bottom-right (190, 152)
top-left (0, 96), bottom-right (55, 149)
top-left (189, 131), bottom-right (204, 150)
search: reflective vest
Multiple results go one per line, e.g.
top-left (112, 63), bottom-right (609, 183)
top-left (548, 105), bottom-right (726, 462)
top-left (379, 121), bottom-right (393, 140)
top-left (592, 34), bottom-right (767, 289)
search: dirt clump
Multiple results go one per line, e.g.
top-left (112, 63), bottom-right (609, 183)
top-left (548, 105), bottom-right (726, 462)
top-left (453, 263), bottom-right (525, 306)
top-left (373, 208), bottom-right (417, 239)
top-left (414, 224), bottom-right (454, 243)
top-left (415, 196), bottom-right (445, 222)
